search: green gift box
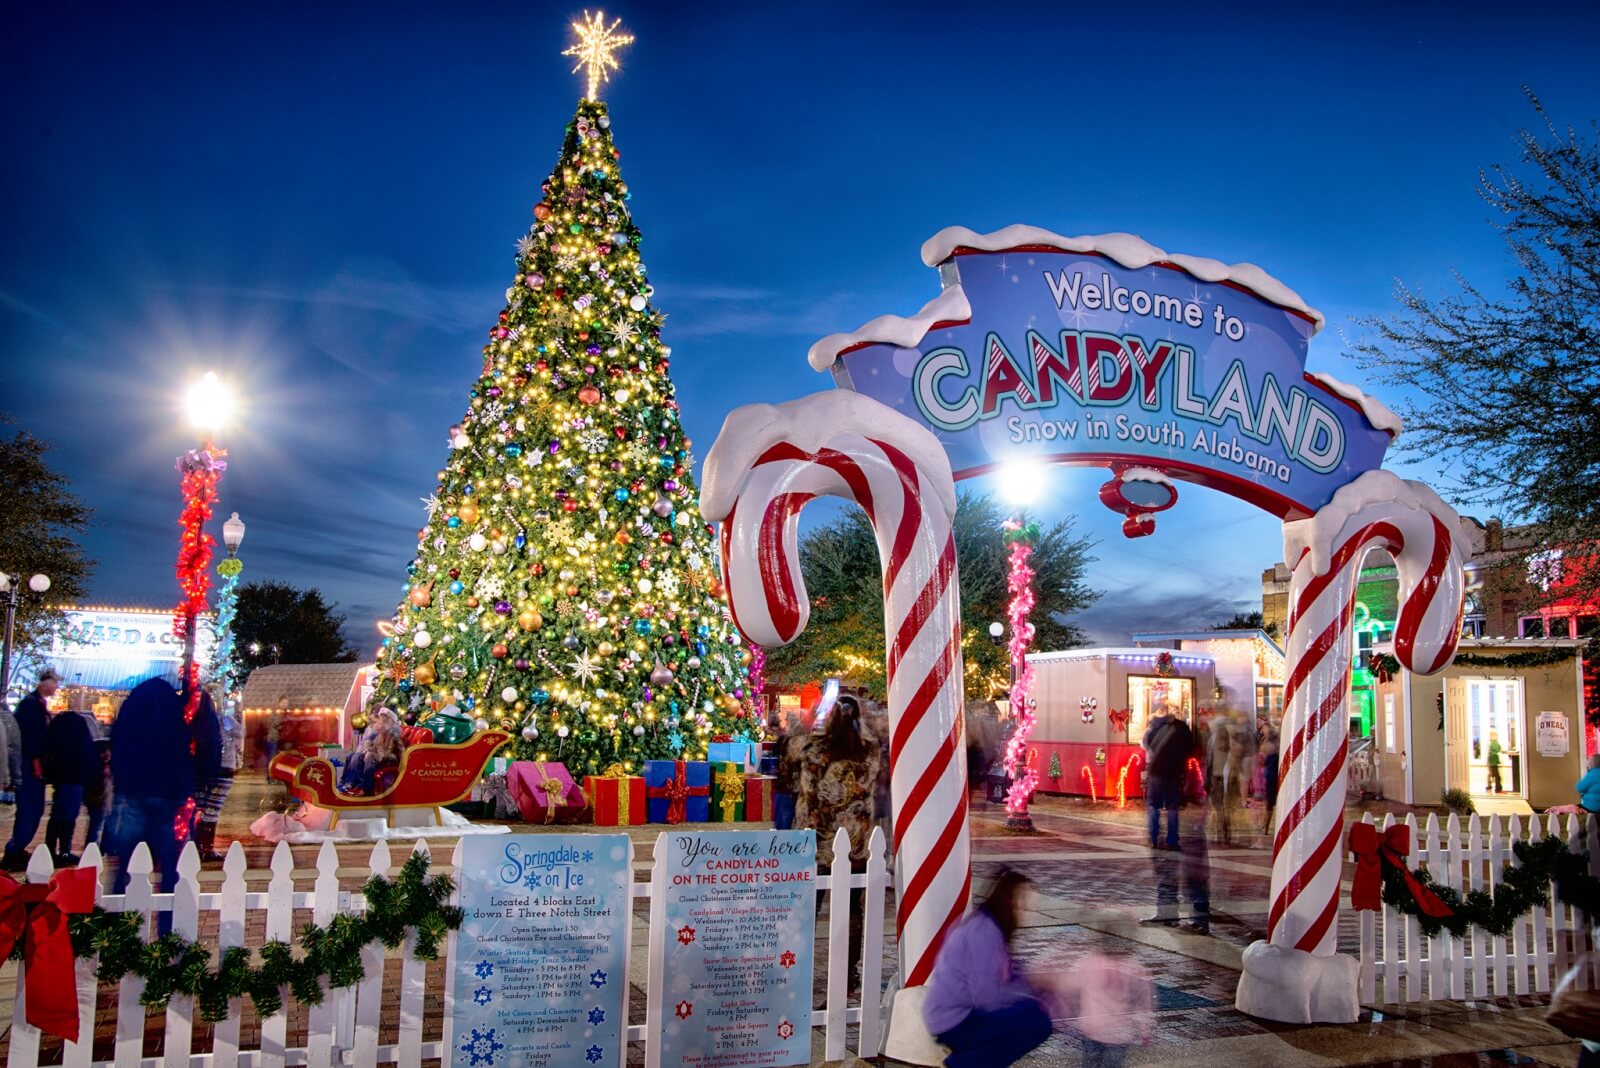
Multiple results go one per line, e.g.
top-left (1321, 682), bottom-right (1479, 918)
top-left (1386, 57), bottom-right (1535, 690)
top-left (709, 761), bottom-right (747, 822)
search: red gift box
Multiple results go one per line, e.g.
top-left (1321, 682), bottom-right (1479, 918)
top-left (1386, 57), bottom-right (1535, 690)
top-left (743, 774), bottom-right (774, 822)
top-left (584, 765), bottom-right (645, 826)
top-left (507, 761), bottom-right (586, 824)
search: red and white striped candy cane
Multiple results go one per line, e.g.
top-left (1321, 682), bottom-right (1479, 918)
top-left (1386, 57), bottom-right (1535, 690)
top-left (702, 393), bottom-right (970, 990)
top-left (1268, 474), bottom-right (1464, 954)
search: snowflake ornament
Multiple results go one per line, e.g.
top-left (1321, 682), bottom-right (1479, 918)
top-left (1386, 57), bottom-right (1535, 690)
top-left (516, 234), bottom-right (537, 258)
top-left (474, 571), bottom-right (507, 601)
top-left (569, 651), bottom-right (601, 686)
top-left (667, 730), bottom-right (685, 754)
top-left (579, 428), bottom-right (608, 454)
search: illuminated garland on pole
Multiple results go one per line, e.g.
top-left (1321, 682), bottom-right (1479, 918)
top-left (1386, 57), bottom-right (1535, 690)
top-left (1000, 519), bottom-right (1040, 830)
top-left (174, 444), bottom-right (226, 723)
top-left (211, 558), bottom-right (243, 695)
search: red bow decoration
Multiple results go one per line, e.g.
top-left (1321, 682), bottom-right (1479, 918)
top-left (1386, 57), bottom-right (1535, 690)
top-left (0, 867), bottom-right (97, 1042)
top-left (647, 761), bottom-right (709, 824)
top-left (1348, 823), bottom-right (1453, 918)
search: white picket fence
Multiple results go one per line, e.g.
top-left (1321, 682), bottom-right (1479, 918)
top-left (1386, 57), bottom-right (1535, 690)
top-left (4, 826), bottom-right (890, 1068)
top-left (1357, 810), bottom-right (1600, 1004)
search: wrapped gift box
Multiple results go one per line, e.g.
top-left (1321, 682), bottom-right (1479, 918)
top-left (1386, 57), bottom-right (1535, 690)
top-left (644, 759), bottom-right (710, 824)
top-left (507, 761), bottom-right (587, 824)
top-left (744, 774), bottom-right (775, 822)
top-left (585, 766), bottom-right (646, 826)
top-left (709, 762), bottom-right (747, 822)
top-left (707, 741), bottom-right (758, 772)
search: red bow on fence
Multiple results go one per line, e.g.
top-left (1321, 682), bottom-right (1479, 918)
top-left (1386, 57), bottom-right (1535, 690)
top-left (1348, 823), bottom-right (1453, 918)
top-left (0, 867), bottom-right (96, 1042)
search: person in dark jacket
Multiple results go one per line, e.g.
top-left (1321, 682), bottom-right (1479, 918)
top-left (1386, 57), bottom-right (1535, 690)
top-left (189, 688), bottom-right (230, 862)
top-left (104, 678), bottom-right (193, 893)
top-left (43, 706), bottom-right (96, 863)
top-left (83, 739), bottom-right (112, 850)
top-left (3, 667), bottom-right (61, 870)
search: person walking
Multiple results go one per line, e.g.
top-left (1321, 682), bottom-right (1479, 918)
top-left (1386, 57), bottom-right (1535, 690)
top-left (188, 689), bottom-right (227, 861)
top-left (43, 702), bottom-right (96, 863)
top-left (1261, 728), bottom-right (1280, 834)
top-left (2, 667), bottom-right (61, 870)
top-left (771, 711), bottom-right (805, 831)
top-left (1143, 721), bottom-right (1211, 934)
top-left (104, 677), bottom-right (193, 894)
top-left (1487, 731), bottom-right (1504, 794)
top-left (794, 695), bottom-right (881, 994)
top-left (921, 868), bottom-right (1053, 1067)
top-left (83, 738), bottom-right (111, 850)
top-left (1142, 710), bottom-right (1190, 850)
top-left (0, 691), bottom-right (16, 805)
top-left (1576, 755), bottom-right (1600, 814)
top-left (1207, 715), bottom-right (1236, 845)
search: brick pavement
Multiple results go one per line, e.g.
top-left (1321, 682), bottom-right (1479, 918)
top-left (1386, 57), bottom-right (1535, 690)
top-left (0, 778), bottom-right (1586, 1066)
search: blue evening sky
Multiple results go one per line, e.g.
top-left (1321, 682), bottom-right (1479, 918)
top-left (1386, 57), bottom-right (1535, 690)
top-left (5, 2), bottom-right (1598, 652)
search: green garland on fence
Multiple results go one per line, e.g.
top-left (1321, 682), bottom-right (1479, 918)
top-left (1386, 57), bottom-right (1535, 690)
top-left (1379, 834), bottom-right (1600, 939)
top-left (10, 852), bottom-right (463, 1023)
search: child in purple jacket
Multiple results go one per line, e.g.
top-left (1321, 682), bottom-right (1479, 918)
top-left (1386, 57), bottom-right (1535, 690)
top-left (921, 869), bottom-right (1052, 1067)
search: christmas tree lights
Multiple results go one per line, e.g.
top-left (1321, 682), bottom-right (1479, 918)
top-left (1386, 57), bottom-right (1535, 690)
top-left (1000, 520), bottom-right (1039, 825)
top-left (365, 24), bottom-right (752, 776)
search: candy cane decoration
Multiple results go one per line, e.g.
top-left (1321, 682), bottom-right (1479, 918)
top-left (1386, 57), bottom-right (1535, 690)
top-left (702, 391), bottom-right (970, 991)
top-left (1267, 471), bottom-right (1464, 954)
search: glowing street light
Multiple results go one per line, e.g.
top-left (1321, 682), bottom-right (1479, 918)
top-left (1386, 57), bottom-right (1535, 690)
top-left (185, 371), bottom-right (234, 435)
top-left (0, 572), bottom-right (51, 710)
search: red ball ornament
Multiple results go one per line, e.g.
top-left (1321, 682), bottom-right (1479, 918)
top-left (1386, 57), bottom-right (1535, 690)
top-left (613, 426), bottom-right (629, 440)
top-left (578, 385), bottom-right (602, 405)
top-left (491, 643), bottom-right (509, 659)
top-left (563, 500), bottom-right (579, 512)
top-left (535, 359), bottom-right (549, 372)
top-left (530, 563), bottom-right (545, 576)
top-left (534, 203), bottom-right (552, 220)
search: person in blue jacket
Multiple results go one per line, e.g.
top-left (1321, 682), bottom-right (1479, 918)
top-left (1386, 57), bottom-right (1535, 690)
top-left (104, 678), bottom-right (193, 893)
top-left (2, 667), bottom-right (61, 871)
top-left (1576, 754), bottom-right (1600, 814)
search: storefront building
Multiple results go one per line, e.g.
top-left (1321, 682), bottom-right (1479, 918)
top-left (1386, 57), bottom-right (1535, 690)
top-left (12, 606), bottom-right (216, 722)
top-left (1130, 629), bottom-right (1286, 724)
top-left (1369, 638), bottom-right (1587, 812)
top-left (237, 662), bottom-right (373, 770)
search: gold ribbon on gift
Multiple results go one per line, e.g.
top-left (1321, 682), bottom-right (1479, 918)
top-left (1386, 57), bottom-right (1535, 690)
top-left (596, 763), bottom-right (635, 825)
top-left (534, 764), bottom-right (567, 825)
top-left (715, 765), bottom-right (746, 821)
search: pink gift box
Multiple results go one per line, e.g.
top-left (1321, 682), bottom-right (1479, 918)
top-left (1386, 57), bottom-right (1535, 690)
top-left (507, 761), bottom-right (587, 824)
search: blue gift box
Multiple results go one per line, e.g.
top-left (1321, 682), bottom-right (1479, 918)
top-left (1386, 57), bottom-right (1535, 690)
top-left (644, 759), bottom-right (711, 823)
top-left (706, 741), bottom-right (757, 771)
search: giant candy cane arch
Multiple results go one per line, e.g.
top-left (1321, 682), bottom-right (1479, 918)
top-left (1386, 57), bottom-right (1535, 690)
top-left (702, 391), bottom-right (971, 1000)
top-left (1240, 470), bottom-right (1465, 1022)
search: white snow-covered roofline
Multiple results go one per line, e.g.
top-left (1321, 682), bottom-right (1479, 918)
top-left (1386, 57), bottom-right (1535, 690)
top-left (807, 286), bottom-right (971, 372)
top-left (807, 225), bottom-right (1326, 372)
top-left (921, 226), bottom-right (1324, 330)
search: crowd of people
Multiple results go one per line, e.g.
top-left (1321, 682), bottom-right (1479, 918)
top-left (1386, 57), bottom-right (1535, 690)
top-left (0, 667), bottom-right (245, 883)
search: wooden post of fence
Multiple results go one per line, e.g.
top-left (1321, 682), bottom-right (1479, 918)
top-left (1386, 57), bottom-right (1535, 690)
top-left (1488, 815), bottom-right (1510, 996)
top-left (396, 841), bottom-right (431, 1068)
top-left (441, 839), bottom-right (464, 1068)
top-left (212, 843), bottom-right (248, 1065)
top-left (1424, 814), bottom-right (1446, 999)
top-left (1532, 814), bottom-right (1553, 994)
top-left (260, 842), bottom-right (296, 1068)
top-left (6, 848), bottom-right (56, 1067)
top-left (60, 846), bottom-right (103, 1068)
top-left (610, 836), bottom-right (636, 1068)
top-left (1468, 813), bottom-right (1487, 997)
top-left (352, 840), bottom-right (392, 1068)
top-left (643, 832), bottom-right (670, 1068)
top-left (114, 843), bottom-right (156, 1068)
top-left (307, 841), bottom-right (342, 1066)
top-left (1357, 814), bottom-right (1376, 1004)
top-left (1444, 813), bottom-right (1466, 999)
top-left (1380, 813), bottom-right (1399, 1004)
top-left (1510, 814), bottom-right (1530, 995)
top-left (856, 826), bottom-right (888, 1059)
top-left (823, 827), bottom-right (852, 1061)
top-left (161, 843), bottom-right (203, 1068)
top-left (1402, 814), bottom-right (1422, 1002)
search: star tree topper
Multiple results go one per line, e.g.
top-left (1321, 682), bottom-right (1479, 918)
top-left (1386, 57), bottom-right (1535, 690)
top-left (564, 11), bottom-right (634, 100)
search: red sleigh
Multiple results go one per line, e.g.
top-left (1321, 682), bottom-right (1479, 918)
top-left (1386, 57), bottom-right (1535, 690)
top-left (268, 731), bottom-right (511, 828)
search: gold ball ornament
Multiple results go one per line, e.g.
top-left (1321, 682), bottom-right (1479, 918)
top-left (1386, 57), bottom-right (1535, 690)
top-left (517, 608), bottom-right (543, 631)
top-left (458, 500), bottom-right (480, 525)
top-left (413, 657), bottom-right (438, 687)
top-left (351, 712), bottom-right (369, 731)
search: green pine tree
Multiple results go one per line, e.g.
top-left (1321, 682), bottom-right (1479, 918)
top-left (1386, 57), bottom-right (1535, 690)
top-left (366, 98), bottom-right (752, 775)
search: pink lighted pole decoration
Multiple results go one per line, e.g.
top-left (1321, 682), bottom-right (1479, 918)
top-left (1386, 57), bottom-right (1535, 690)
top-left (1000, 519), bottom-right (1039, 831)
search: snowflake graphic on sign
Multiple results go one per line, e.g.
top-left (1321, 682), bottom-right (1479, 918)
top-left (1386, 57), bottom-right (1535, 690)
top-left (587, 1006), bottom-right (606, 1025)
top-left (590, 968), bottom-right (608, 989)
top-left (776, 1018), bottom-right (795, 1040)
top-left (674, 1000), bottom-right (693, 1020)
top-left (779, 950), bottom-right (796, 969)
top-left (474, 960), bottom-right (494, 980)
top-left (473, 985), bottom-right (493, 1006)
top-left (585, 1045), bottom-right (604, 1064)
top-left (460, 1026), bottom-right (505, 1066)
top-left (676, 924), bottom-right (696, 946)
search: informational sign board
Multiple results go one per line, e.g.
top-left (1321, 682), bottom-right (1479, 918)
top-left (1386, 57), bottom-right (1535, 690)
top-left (654, 830), bottom-right (816, 1067)
top-left (49, 608), bottom-right (215, 664)
top-left (452, 835), bottom-right (631, 1068)
top-left (1537, 711), bottom-right (1571, 758)
top-left (827, 235), bottom-right (1395, 518)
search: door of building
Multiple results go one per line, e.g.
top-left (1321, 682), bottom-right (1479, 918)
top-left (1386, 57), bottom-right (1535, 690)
top-left (1460, 677), bottom-right (1526, 798)
top-left (1444, 677), bottom-right (1470, 795)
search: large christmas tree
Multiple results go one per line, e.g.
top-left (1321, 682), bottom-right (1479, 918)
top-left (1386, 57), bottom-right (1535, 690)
top-left (365, 18), bottom-right (752, 775)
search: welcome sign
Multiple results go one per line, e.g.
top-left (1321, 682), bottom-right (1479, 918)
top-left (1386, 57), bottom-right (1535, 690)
top-left (809, 226), bottom-right (1397, 519)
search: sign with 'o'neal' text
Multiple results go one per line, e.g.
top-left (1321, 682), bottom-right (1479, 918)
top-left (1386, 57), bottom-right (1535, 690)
top-left (813, 227), bottom-right (1397, 519)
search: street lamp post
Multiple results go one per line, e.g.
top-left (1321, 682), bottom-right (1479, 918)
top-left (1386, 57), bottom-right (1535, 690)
top-left (0, 572), bottom-right (50, 711)
top-left (176, 372), bottom-right (233, 719)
